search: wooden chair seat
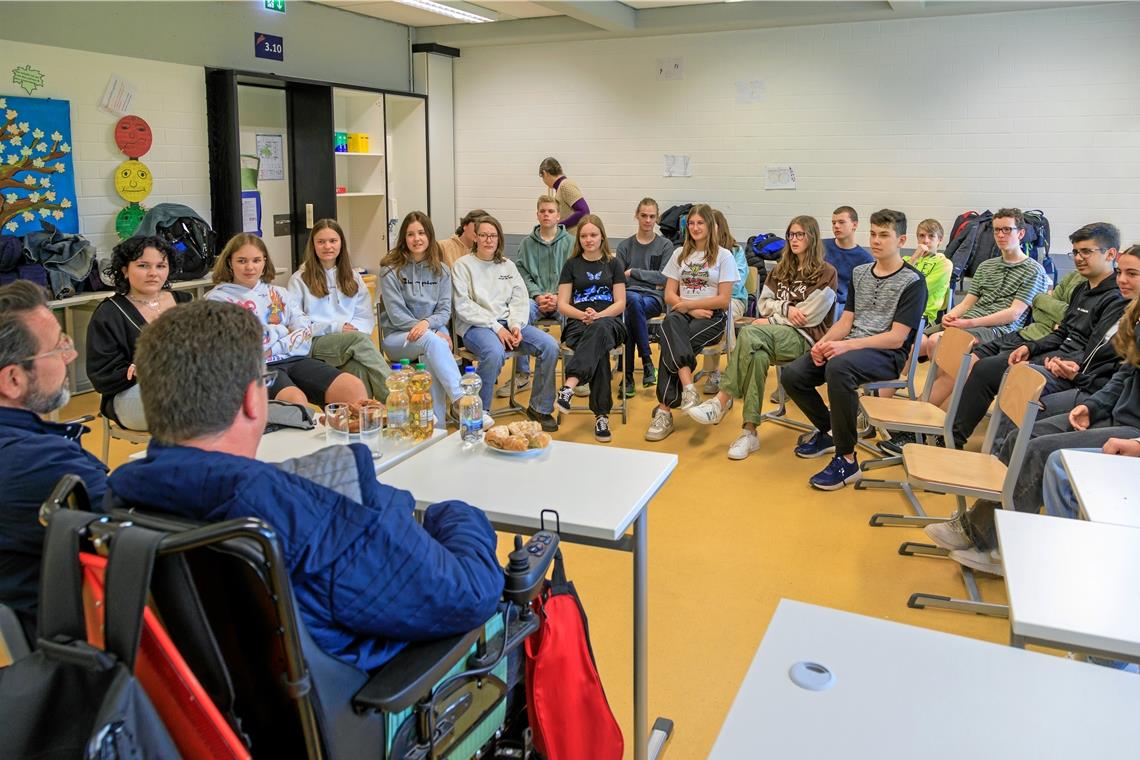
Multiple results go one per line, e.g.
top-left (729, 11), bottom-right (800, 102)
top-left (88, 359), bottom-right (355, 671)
top-left (902, 444), bottom-right (1006, 496)
top-left (860, 395), bottom-right (946, 430)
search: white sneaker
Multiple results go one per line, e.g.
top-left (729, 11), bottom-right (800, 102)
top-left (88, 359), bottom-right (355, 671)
top-left (702, 372), bottom-right (720, 395)
top-left (495, 373), bottom-right (530, 398)
top-left (924, 518), bottom-right (973, 551)
top-left (727, 430), bottom-right (760, 460)
top-left (949, 547), bottom-right (1003, 576)
top-left (644, 409), bottom-right (674, 442)
top-left (680, 384), bottom-right (700, 411)
top-left (686, 397), bottom-right (731, 425)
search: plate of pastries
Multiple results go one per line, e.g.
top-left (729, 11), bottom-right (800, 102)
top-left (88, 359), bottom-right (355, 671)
top-left (483, 421), bottom-right (552, 456)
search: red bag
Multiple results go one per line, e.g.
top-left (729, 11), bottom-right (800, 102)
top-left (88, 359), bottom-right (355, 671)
top-left (525, 551), bottom-right (623, 760)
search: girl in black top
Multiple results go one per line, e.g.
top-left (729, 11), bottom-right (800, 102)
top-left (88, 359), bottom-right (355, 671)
top-left (554, 214), bottom-right (627, 442)
top-left (86, 236), bottom-right (190, 429)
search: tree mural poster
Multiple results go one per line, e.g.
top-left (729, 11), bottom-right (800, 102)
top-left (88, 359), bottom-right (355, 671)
top-left (0, 95), bottom-right (78, 236)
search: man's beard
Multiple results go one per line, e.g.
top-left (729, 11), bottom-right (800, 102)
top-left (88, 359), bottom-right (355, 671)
top-left (24, 376), bottom-right (70, 415)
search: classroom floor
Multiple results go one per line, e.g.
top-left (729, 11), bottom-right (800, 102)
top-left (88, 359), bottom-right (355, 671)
top-left (66, 356), bottom-right (1013, 760)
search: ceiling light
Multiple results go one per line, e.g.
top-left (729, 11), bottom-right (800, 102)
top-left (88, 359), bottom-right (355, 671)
top-left (395, 0), bottom-right (494, 23)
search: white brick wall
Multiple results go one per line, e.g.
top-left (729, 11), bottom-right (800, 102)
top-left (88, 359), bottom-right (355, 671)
top-left (453, 3), bottom-right (1140, 248)
top-left (4, 39), bottom-right (210, 258)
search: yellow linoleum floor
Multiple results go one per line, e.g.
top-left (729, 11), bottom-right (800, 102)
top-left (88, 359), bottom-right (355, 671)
top-left (67, 360), bottom-right (1012, 760)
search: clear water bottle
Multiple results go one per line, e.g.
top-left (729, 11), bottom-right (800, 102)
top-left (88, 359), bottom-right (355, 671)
top-left (408, 363), bottom-right (433, 441)
top-left (385, 363), bottom-right (409, 439)
top-left (458, 367), bottom-right (484, 445)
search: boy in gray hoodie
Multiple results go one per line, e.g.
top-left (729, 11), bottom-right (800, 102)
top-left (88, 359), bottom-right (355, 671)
top-left (506, 195), bottom-right (573, 395)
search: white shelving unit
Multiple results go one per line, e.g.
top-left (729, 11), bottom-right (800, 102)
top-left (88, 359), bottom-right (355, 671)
top-left (333, 88), bottom-right (386, 272)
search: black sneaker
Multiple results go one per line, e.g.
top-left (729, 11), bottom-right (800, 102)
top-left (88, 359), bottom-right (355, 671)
top-left (554, 385), bottom-right (575, 414)
top-left (594, 415), bottom-right (612, 442)
top-left (878, 431), bottom-right (918, 456)
top-left (643, 364), bottom-right (657, 387)
top-left (526, 406), bottom-right (560, 432)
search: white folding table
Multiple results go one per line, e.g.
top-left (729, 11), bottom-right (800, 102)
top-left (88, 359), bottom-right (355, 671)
top-left (996, 510), bottom-right (1140, 663)
top-left (710, 599), bottom-right (1140, 759)
top-left (379, 432), bottom-right (678, 760)
top-left (1059, 449), bottom-right (1140, 527)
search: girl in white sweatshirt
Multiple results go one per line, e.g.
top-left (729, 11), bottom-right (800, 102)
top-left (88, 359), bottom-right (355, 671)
top-left (206, 233), bottom-right (366, 407)
top-left (287, 219), bottom-right (389, 400)
top-left (451, 215), bottom-right (560, 431)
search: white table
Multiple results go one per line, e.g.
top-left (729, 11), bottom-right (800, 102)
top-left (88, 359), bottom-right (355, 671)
top-left (380, 432), bottom-right (678, 760)
top-left (131, 427), bottom-right (446, 475)
top-left (997, 510), bottom-right (1140, 663)
top-left (1060, 449), bottom-right (1140, 527)
top-left (710, 599), bottom-right (1140, 759)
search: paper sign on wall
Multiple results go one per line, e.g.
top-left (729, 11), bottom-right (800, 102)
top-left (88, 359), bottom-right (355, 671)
top-left (765, 165), bottom-right (796, 190)
top-left (663, 155), bottom-right (691, 177)
top-left (99, 75), bottom-right (136, 116)
top-left (735, 80), bottom-right (766, 104)
top-left (656, 57), bottom-right (683, 81)
top-left (256, 134), bottom-right (284, 180)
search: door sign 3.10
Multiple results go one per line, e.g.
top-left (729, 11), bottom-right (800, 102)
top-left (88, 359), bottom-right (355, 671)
top-left (255, 33), bottom-right (284, 62)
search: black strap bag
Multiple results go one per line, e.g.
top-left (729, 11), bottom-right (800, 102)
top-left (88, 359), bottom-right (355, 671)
top-left (0, 509), bottom-right (179, 759)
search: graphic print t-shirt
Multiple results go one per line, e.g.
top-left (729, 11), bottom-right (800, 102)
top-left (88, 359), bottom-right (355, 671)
top-left (661, 246), bottom-right (740, 301)
top-left (559, 255), bottom-right (626, 313)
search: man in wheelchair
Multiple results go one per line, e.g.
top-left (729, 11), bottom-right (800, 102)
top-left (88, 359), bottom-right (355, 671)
top-left (107, 300), bottom-right (505, 672)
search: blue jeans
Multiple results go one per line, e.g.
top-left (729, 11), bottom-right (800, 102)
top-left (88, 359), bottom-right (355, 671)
top-left (462, 321), bottom-right (558, 413)
top-left (623, 290), bottom-right (663, 376)
top-left (1042, 447), bottom-right (1101, 520)
top-left (518, 299), bottom-right (561, 375)
top-left (381, 327), bottom-right (461, 429)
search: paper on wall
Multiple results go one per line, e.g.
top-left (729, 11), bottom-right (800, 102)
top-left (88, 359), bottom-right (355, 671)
top-left (764, 166), bottom-right (796, 190)
top-left (99, 75), bottom-right (136, 116)
top-left (663, 154), bottom-right (691, 177)
top-left (735, 79), bottom-right (766, 104)
top-left (256, 134), bottom-right (285, 181)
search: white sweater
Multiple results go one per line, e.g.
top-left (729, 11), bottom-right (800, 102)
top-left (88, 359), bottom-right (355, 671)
top-left (206, 281), bottom-right (313, 362)
top-left (287, 266), bottom-right (374, 336)
top-left (451, 255), bottom-right (529, 337)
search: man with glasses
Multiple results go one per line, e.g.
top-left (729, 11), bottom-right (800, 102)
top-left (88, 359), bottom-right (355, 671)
top-left (107, 300), bottom-right (504, 670)
top-left (921, 208), bottom-right (1051, 407)
top-left (0, 280), bottom-right (108, 640)
top-left (943, 222), bottom-right (1125, 449)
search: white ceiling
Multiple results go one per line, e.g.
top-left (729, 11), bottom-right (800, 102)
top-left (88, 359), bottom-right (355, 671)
top-left (315, 1), bottom-right (1091, 45)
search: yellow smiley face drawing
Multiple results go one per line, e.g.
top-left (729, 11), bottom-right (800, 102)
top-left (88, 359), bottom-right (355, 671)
top-left (114, 159), bottom-right (153, 203)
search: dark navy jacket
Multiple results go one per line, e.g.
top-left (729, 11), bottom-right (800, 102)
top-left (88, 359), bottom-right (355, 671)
top-left (108, 442), bottom-right (504, 671)
top-left (0, 408), bottom-right (108, 627)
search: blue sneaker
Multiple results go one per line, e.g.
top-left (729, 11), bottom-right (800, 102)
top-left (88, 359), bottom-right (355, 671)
top-left (794, 431), bottom-right (835, 459)
top-left (809, 454), bottom-right (862, 491)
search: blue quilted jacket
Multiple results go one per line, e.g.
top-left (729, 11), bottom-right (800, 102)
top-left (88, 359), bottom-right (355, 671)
top-left (108, 442), bottom-right (504, 671)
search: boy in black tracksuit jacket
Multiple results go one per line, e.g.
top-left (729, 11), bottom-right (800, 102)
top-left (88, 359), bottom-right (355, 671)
top-left (952, 224), bottom-right (1124, 447)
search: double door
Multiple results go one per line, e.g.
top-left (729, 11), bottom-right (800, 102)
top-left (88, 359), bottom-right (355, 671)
top-left (206, 69), bottom-right (428, 278)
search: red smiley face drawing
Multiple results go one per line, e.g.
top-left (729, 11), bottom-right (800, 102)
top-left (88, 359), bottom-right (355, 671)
top-left (114, 115), bottom-right (153, 159)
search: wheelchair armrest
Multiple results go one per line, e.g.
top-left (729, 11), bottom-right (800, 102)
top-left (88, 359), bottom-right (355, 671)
top-left (351, 627), bottom-right (482, 714)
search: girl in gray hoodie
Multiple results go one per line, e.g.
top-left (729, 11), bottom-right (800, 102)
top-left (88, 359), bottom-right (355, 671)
top-left (379, 212), bottom-right (459, 428)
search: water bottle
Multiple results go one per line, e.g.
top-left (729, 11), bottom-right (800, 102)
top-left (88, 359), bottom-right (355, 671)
top-left (407, 363), bottom-right (434, 441)
top-left (385, 363), bottom-right (409, 439)
top-left (458, 367), bottom-right (484, 445)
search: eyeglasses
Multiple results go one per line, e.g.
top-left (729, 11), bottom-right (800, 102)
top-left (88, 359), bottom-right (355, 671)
top-left (20, 332), bottom-right (75, 362)
top-left (993, 226), bottom-right (1019, 236)
top-left (476, 232), bottom-right (499, 240)
top-left (1069, 247), bottom-right (1104, 259)
top-left (786, 231), bottom-right (807, 241)
top-left (260, 369), bottom-right (277, 388)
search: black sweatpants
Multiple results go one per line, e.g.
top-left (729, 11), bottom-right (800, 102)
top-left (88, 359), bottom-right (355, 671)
top-left (656, 310), bottom-right (725, 408)
top-left (562, 317), bottom-right (627, 416)
top-left (781, 347), bottom-right (905, 456)
top-left (952, 352), bottom-right (1072, 447)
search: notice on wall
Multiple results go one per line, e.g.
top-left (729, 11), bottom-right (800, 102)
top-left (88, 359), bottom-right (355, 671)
top-left (663, 154), bottom-right (691, 177)
top-left (256, 134), bottom-right (284, 181)
top-left (99, 75), bottom-right (136, 116)
top-left (735, 79), bottom-right (766, 104)
top-left (764, 165), bottom-right (797, 190)
top-left (656, 57), bottom-right (684, 81)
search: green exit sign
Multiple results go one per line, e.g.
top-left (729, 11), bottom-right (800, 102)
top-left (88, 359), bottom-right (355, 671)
top-left (264, 0), bottom-right (285, 13)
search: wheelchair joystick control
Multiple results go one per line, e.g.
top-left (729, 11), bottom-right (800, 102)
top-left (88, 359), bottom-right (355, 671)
top-left (503, 529), bottom-right (560, 607)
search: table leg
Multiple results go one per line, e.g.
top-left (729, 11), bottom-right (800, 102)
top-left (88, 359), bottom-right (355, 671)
top-left (634, 508), bottom-right (673, 760)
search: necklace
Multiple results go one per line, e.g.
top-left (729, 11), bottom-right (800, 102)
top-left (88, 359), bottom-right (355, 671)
top-left (128, 293), bottom-right (162, 310)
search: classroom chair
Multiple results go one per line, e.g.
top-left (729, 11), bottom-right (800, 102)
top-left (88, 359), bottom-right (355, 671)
top-left (100, 414), bottom-right (150, 464)
top-left (896, 362), bottom-right (1046, 618)
top-left (856, 325), bottom-right (973, 527)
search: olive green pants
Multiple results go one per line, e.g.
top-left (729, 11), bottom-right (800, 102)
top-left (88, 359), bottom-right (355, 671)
top-left (309, 331), bottom-right (390, 401)
top-left (717, 323), bottom-right (810, 425)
